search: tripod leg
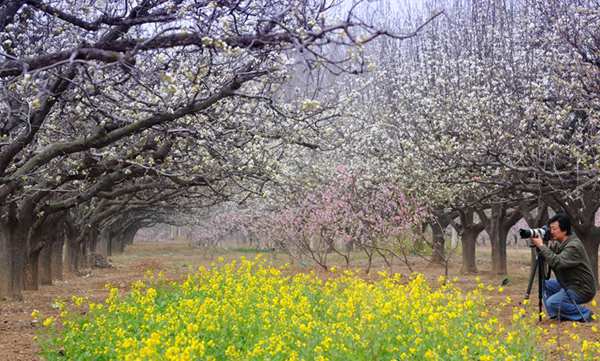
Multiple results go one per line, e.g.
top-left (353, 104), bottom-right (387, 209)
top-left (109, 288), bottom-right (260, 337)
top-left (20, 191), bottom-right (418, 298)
top-left (525, 253), bottom-right (538, 299)
top-left (537, 252), bottom-right (544, 322)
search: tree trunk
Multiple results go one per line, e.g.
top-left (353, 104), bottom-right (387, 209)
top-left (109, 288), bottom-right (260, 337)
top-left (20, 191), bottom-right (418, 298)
top-left (454, 208), bottom-right (484, 274)
top-left (96, 229), bottom-right (110, 257)
top-left (24, 248), bottom-right (40, 290)
top-left (32, 216), bottom-right (65, 286)
top-left (0, 226), bottom-right (11, 299)
top-left (8, 226), bottom-right (27, 300)
top-left (430, 221), bottom-right (445, 264)
top-left (107, 234), bottom-right (113, 256)
top-left (575, 228), bottom-right (600, 284)
top-left (86, 230), bottom-right (99, 266)
top-left (39, 244), bottom-right (53, 285)
top-left (78, 242), bottom-right (88, 269)
top-left (489, 207), bottom-right (502, 274)
top-left (119, 236), bottom-right (127, 252)
top-left (582, 238), bottom-right (599, 284)
top-left (8, 241), bottom-right (26, 300)
top-left (345, 238), bottom-right (355, 252)
top-left (124, 227), bottom-right (137, 248)
top-left (65, 238), bottom-right (79, 273)
top-left (113, 236), bottom-right (125, 254)
top-left (489, 204), bottom-right (522, 276)
top-left (51, 238), bottom-right (64, 281)
top-left (461, 229), bottom-right (479, 274)
top-left (496, 224), bottom-right (512, 275)
top-left (429, 210), bottom-right (455, 265)
top-left (25, 229), bottom-right (49, 290)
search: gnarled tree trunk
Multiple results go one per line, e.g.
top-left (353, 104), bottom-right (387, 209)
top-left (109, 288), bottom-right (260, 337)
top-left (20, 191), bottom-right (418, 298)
top-left (487, 204), bottom-right (526, 275)
top-left (429, 209), bottom-right (454, 265)
top-left (454, 208), bottom-right (485, 274)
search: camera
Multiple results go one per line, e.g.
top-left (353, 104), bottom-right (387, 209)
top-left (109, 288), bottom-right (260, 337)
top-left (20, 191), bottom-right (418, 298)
top-left (519, 225), bottom-right (551, 246)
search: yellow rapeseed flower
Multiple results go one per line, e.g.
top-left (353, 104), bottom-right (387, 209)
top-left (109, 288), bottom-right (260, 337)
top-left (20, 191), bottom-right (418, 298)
top-left (42, 317), bottom-right (54, 327)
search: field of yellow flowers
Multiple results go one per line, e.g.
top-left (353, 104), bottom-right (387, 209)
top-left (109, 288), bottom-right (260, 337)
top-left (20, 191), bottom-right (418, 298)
top-left (34, 256), bottom-right (600, 360)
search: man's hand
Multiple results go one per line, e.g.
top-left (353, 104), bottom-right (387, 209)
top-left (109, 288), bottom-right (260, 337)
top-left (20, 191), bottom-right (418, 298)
top-left (531, 236), bottom-right (543, 248)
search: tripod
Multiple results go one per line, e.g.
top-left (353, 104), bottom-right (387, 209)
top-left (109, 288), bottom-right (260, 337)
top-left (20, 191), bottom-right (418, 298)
top-left (524, 246), bottom-right (588, 322)
top-left (524, 247), bottom-right (549, 322)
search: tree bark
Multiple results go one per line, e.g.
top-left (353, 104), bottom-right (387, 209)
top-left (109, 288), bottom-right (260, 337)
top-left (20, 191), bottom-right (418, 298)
top-left (8, 240), bottom-right (26, 300)
top-left (573, 227), bottom-right (600, 284)
top-left (65, 238), bottom-right (80, 274)
top-left (495, 223), bottom-right (511, 275)
top-left (0, 225), bottom-right (11, 299)
top-left (24, 248), bottom-right (41, 290)
top-left (96, 228), bottom-right (111, 257)
top-left (79, 242), bottom-right (89, 269)
top-left (25, 226), bottom-right (53, 290)
top-left (107, 234), bottom-right (113, 256)
top-left (112, 236), bottom-right (125, 254)
top-left (39, 244), bottom-right (53, 285)
top-left (51, 238), bottom-right (64, 281)
top-left (82, 238), bottom-right (92, 268)
top-left (486, 207), bottom-right (502, 274)
top-left (454, 208), bottom-right (485, 274)
top-left (431, 221), bottom-right (446, 264)
top-left (429, 209), bottom-right (455, 264)
top-left (488, 204), bottom-right (526, 275)
top-left (461, 228), bottom-right (480, 274)
top-left (7, 223), bottom-right (27, 300)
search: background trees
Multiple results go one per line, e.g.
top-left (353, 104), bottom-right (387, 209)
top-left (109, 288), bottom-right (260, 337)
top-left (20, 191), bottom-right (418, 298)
top-left (225, 0), bottom-right (600, 279)
top-left (0, 0), bottom-right (438, 299)
top-left (1, 0), bottom-right (597, 300)
top-left (360, 0), bottom-right (600, 278)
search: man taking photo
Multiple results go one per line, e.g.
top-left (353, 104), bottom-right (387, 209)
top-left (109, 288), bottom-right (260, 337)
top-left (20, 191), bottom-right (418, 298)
top-left (531, 213), bottom-right (596, 322)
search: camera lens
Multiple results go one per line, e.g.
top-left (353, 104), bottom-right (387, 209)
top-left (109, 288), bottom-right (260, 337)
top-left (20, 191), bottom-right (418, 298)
top-left (519, 228), bottom-right (532, 238)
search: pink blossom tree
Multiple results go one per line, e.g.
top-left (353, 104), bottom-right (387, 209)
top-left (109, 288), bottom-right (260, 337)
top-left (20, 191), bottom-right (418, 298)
top-left (261, 166), bottom-right (426, 272)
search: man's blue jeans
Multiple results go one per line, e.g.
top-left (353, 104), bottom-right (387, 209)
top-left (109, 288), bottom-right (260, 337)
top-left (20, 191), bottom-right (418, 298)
top-left (543, 279), bottom-right (592, 321)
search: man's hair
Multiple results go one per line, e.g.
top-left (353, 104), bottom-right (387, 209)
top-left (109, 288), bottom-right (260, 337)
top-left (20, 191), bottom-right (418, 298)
top-left (548, 213), bottom-right (572, 235)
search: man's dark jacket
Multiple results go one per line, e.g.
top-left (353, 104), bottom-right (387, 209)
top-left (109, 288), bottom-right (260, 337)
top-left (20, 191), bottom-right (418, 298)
top-left (539, 235), bottom-right (597, 302)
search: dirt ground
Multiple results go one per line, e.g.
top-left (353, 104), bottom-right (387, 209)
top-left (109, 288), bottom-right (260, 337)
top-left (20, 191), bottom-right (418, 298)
top-left (1, 242), bottom-right (598, 360)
